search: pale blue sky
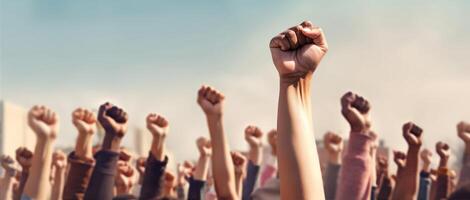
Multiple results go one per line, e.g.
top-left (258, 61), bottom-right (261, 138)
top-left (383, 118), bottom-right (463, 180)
top-left (1, 1), bottom-right (470, 165)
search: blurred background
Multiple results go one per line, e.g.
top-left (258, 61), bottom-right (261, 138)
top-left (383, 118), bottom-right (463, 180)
top-left (1, 0), bottom-right (469, 171)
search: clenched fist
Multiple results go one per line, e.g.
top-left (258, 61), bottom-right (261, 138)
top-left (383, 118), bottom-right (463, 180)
top-left (146, 114), bottom-right (169, 138)
top-left (323, 131), bottom-right (343, 164)
top-left (420, 149), bottom-right (432, 171)
top-left (98, 102), bottom-right (128, 137)
top-left (245, 126), bottom-right (263, 148)
top-left (52, 150), bottom-right (67, 169)
top-left (197, 85), bottom-right (225, 117)
top-left (115, 161), bottom-right (136, 194)
top-left (1, 155), bottom-right (16, 177)
top-left (28, 105), bottom-right (59, 140)
top-left (341, 92), bottom-right (371, 133)
top-left (457, 121), bottom-right (470, 144)
top-left (267, 129), bottom-right (278, 156)
top-left (270, 21), bottom-right (328, 81)
top-left (196, 137), bottom-right (212, 157)
top-left (393, 151), bottom-right (407, 170)
top-left (231, 152), bottom-right (247, 179)
top-left (72, 108), bottom-right (96, 134)
top-left (15, 147), bottom-right (33, 170)
top-left (435, 141), bottom-right (450, 167)
top-left (402, 122), bottom-right (423, 147)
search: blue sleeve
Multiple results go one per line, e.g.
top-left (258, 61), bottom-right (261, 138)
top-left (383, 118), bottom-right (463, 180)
top-left (242, 160), bottom-right (260, 200)
top-left (417, 170), bottom-right (431, 200)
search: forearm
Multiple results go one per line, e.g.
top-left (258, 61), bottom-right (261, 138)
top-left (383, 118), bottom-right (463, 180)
top-left (248, 146), bottom-right (262, 166)
top-left (377, 175), bottom-right (393, 200)
top-left (323, 163), bottom-right (341, 200)
top-left (23, 138), bottom-right (54, 200)
top-left (139, 153), bottom-right (167, 199)
top-left (207, 116), bottom-right (238, 199)
top-left (194, 156), bottom-right (210, 181)
top-left (235, 175), bottom-right (244, 199)
top-left (392, 147), bottom-right (420, 200)
top-left (277, 77), bottom-right (324, 200)
top-left (75, 133), bottom-right (93, 160)
top-left (0, 173), bottom-right (16, 200)
top-left (14, 171), bottom-right (29, 200)
top-left (435, 167), bottom-right (450, 199)
top-left (457, 144), bottom-right (470, 188)
top-left (83, 150), bottom-right (119, 200)
top-left (63, 152), bottom-right (94, 200)
top-left (51, 167), bottom-right (66, 200)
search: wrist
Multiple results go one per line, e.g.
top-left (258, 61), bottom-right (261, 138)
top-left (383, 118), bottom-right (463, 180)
top-left (328, 153), bottom-right (342, 165)
top-left (151, 138), bottom-right (165, 161)
top-left (102, 133), bottom-right (122, 152)
top-left (422, 163), bottom-right (431, 172)
top-left (249, 148), bottom-right (262, 165)
top-left (439, 158), bottom-right (448, 168)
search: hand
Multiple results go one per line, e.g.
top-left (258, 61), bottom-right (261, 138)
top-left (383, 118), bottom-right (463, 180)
top-left (420, 148), bottom-right (432, 171)
top-left (231, 152), bottom-right (247, 179)
top-left (197, 85), bottom-right (225, 117)
top-left (323, 132), bottom-right (343, 164)
top-left (245, 125), bottom-right (263, 148)
top-left (116, 161), bottom-right (136, 194)
top-left (177, 161), bottom-right (194, 186)
top-left (1, 155), bottom-right (16, 177)
top-left (269, 21), bottom-right (328, 82)
top-left (393, 151), bottom-right (407, 169)
top-left (196, 137), bottom-right (212, 157)
top-left (402, 122), bottom-right (423, 147)
top-left (377, 156), bottom-right (388, 173)
top-left (457, 121), bottom-right (470, 144)
top-left (146, 113), bottom-right (169, 138)
top-left (52, 150), bottom-right (67, 169)
top-left (341, 92), bottom-right (371, 133)
top-left (435, 141), bottom-right (450, 167)
top-left (163, 171), bottom-right (176, 191)
top-left (15, 147), bottom-right (33, 170)
top-left (119, 147), bottom-right (132, 162)
top-left (98, 102), bottom-right (128, 136)
top-left (28, 105), bottom-right (59, 140)
top-left (72, 108), bottom-right (96, 134)
top-left (135, 157), bottom-right (146, 175)
top-left (267, 129), bottom-right (278, 156)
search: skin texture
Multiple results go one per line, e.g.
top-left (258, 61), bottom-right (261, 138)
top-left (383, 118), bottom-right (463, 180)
top-left (23, 105), bottom-right (59, 200)
top-left (392, 122), bottom-right (423, 200)
top-left (244, 126), bottom-right (263, 165)
top-left (323, 131), bottom-right (343, 165)
top-left (162, 171), bottom-right (177, 198)
top-left (14, 147), bottom-right (33, 200)
top-left (197, 85), bottom-right (238, 200)
top-left (194, 137), bottom-right (212, 181)
top-left (146, 113), bottom-right (168, 161)
top-left (457, 121), bottom-right (470, 188)
top-left (0, 155), bottom-right (17, 200)
top-left (50, 150), bottom-right (67, 200)
top-left (420, 149), bottom-right (433, 173)
top-left (135, 157), bottom-right (146, 185)
top-left (98, 103), bottom-right (128, 153)
top-left (177, 161), bottom-right (193, 186)
top-left (269, 20), bottom-right (328, 200)
top-left (231, 152), bottom-right (247, 199)
top-left (267, 129), bottom-right (278, 156)
top-left (115, 160), bottom-right (136, 195)
top-left (72, 108), bottom-right (96, 162)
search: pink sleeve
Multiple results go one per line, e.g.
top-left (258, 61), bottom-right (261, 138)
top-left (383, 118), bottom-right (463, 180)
top-left (336, 132), bottom-right (374, 200)
top-left (260, 164), bottom-right (277, 187)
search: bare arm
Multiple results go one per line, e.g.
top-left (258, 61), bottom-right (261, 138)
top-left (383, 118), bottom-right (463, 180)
top-left (194, 137), bottom-right (212, 181)
top-left (434, 142), bottom-right (451, 200)
top-left (50, 151), bottom-right (67, 200)
top-left (269, 21), bottom-right (328, 200)
top-left (232, 152), bottom-right (247, 199)
top-left (0, 155), bottom-right (17, 200)
top-left (23, 106), bottom-right (59, 200)
top-left (457, 121), bottom-right (470, 188)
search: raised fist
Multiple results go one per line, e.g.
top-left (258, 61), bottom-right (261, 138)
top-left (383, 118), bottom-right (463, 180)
top-left (435, 141), bottom-right (450, 166)
top-left (72, 108), bottom-right (96, 134)
top-left (177, 161), bottom-right (194, 186)
top-left (197, 85), bottom-right (225, 117)
top-left (420, 148), bottom-right (433, 166)
top-left (457, 121), bottom-right (470, 143)
top-left (196, 137), bottom-right (212, 157)
top-left (231, 152), bottom-right (247, 179)
top-left (377, 156), bottom-right (388, 173)
top-left (98, 102), bottom-right (128, 137)
top-left (116, 161), bottom-right (136, 194)
top-left (163, 171), bottom-right (176, 191)
top-left (15, 147), bottom-right (33, 170)
top-left (323, 131), bottom-right (344, 154)
top-left (1, 155), bottom-right (16, 176)
top-left (146, 113), bottom-right (169, 138)
top-left (269, 21), bottom-right (328, 81)
top-left (341, 92), bottom-right (371, 133)
top-left (28, 105), bottom-right (59, 139)
top-left (52, 150), bottom-right (67, 169)
top-left (245, 125), bottom-right (263, 148)
top-left (393, 151), bottom-right (407, 169)
top-left (135, 157), bottom-right (146, 175)
top-left (267, 129), bottom-right (278, 156)
top-left (402, 122), bottom-right (423, 147)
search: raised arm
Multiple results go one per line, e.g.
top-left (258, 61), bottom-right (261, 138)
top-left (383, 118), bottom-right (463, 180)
top-left (23, 106), bottom-right (59, 200)
top-left (392, 122), bottom-right (423, 200)
top-left (457, 121), bottom-right (470, 188)
top-left (417, 149), bottom-right (432, 200)
top-left (323, 131), bottom-right (343, 200)
top-left (231, 152), bottom-right (247, 198)
top-left (63, 108), bottom-right (96, 200)
top-left (242, 126), bottom-right (263, 200)
top-left (376, 157), bottom-right (393, 200)
top-left (13, 147), bottom-right (33, 200)
top-left (84, 103), bottom-right (128, 200)
top-left (187, 137), bottom-right (212, 200)
top-left (197, 85), bottom-right (238, 199)
top-left (0, 155), bottom-right (17, 200)
top-left (269, 21), bottom-right (328, 200)
top-left (51, 150), bottom-right (67, 200)
top-left (434, 141), bottom-right (451, 200)
top-left (336, 92), bottom-right (376, 200)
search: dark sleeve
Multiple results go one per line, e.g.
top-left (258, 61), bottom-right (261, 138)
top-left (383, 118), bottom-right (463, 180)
top-left (13, 171), bottom-right (29, 200)
top-left (242, 161), bottom-right (260, 200)
top-left (376, 175), bottom-right (393, 200)
top-left (417, 171), bottom-right (431, 200)
top-left (84, 150), bottom-right (120, 200)
top-left (63, 151), bottom-right (95, 200)
top-left (187, 177), bottom-right (205, 200)
top-left (139, 152), bottom-right (168, 200)
top-left (370, 186), bottom-right (377, 200)
top-left (435, 167), bottom-right (450, 200)
top-left (323, 163), bottom-right (341, 200)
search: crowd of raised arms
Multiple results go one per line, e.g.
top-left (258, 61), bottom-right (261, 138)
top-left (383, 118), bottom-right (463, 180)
top-left (1, 21), bottom-right (469, 200)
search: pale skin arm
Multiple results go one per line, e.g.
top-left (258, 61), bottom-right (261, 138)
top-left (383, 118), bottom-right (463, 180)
top-left (23, 106), bottom-right (59, 200)
top-left (50, 151), bottom-right (67, 200)
top-left (197, 85), bottom-right (238, 199)
top-left (0, 155), bottom-right (17, 200)
top-left (245, 126), bottom-right (263, 165)
top-left (270, 21), bottom-right (328, 200)
top-left (194, 137), bottom-right (212, 181)
top-left (392, 122), bottom-right (423, 200)
top-left (72, 108), bottom-right (96, 161)
top-left (232, 152), bottom-right (247, 199)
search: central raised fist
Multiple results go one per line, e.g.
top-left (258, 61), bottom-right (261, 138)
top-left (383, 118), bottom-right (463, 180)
top-left (28, 105), bottom-right (59, 140)
top-left (197, 85), bottom-right (225, 117)
top-left (72, 108), bottom-right (96, 134)
top-left (98, 102), bottom-right (128, 137)
top-left (245, 125), bottom-right (263, 148)
top-left (269, 21), bottom-right (328, 81)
